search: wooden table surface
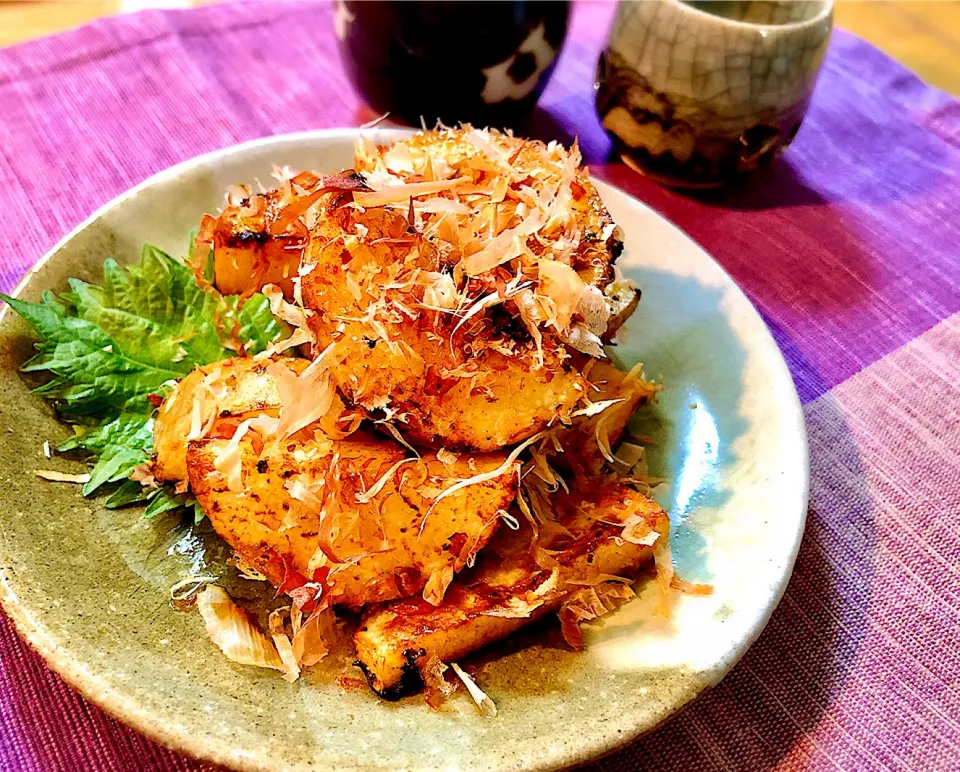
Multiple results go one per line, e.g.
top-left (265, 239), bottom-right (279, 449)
top-left (0, 0), bottom-right (957, 94)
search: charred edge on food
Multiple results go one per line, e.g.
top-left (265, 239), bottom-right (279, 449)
top-left (230, 229), bottom-right (270, 246)
top-left (609, 236), bottom-right (625, 262)
top-left (354, 648), bottom-right (426, 701)
top-left (339, 170), bottom-right (369, 188)
top-left (220, 229), bottom-right (304, 249)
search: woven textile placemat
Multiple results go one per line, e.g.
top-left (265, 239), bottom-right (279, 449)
top-left (0, 2), bottom-right (957, 769)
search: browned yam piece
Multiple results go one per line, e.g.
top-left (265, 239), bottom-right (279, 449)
top-left (153, 356), bottom-right (320, 483)
top-left (324, 323), bottom-right (587, 453)
top-left (354, 482), bottom-right (669, 697)
top-left (186, 434), bottom-right (517, 609)
top-left (212, 191), bottom-right (305, 298)
top-left (318, 323), bottom-right (587, 452)
top-left (366, 129), bottom-right (625, 292)
top-left (399, 361), bottom-right (585, 452)
top-left (557, 359), bottom-right (659, 478)
top-left (603, 279), bottom-right (640, 341)
top-left (569, 170), bottom-right (624, 291)
top-left (300, 205), bottom-right (589, 452)
top-left (294, 127), bottom-right (636, 452)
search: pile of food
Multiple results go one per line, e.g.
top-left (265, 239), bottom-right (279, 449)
top-left (10, 127), bottom-right (688, 711)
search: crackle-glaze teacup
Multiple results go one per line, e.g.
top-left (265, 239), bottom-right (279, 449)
top-left (597, 0), bottom-right (834, 188)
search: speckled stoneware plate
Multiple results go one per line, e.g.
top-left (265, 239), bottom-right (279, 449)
top-left (0, 129), bottom-right (808, 771)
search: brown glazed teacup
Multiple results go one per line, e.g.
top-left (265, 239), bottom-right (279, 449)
top-left (596, 0), bottom-right (833, 188)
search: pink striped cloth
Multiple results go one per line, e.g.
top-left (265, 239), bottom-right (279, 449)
top-left (1, 1), bottom-right (958, 769)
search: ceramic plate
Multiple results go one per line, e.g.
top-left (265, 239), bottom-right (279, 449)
top-left (0, 130), bottom-right (808, 771)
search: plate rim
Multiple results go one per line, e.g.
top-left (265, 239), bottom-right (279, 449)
top-left (0, 128), bottom-right (809, 771)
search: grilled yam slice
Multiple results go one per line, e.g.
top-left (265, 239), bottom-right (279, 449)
top-left (358, 128), bottom-right (625, 291)
top-left (557, 359), bottom-right (658, 478)
top-left (354, 482), bottom-right (669, 696)
top-left (300, 203), bottom-right (588, 451)
top-left (297, 128), bottom-right (632, 452)
top-left (187, 434), bottom-right (516, 608)
top-left (153, 356), bottom-right (330, 483)
top-left (602, 279), bottom-right (640, 341)
top-left (211, 189), bottom-right (305, 298)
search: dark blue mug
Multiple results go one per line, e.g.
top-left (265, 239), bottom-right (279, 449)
top-left (336, 0), bottom-right (570, 128)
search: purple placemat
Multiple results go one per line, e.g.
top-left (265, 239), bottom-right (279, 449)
top-left (1, 1), bottom-right (958, 770)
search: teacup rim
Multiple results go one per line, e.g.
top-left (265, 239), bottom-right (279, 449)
top-left (665, 0), bottom-right (834, 32)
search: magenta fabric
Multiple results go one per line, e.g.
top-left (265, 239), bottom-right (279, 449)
top-left (1, 1), bottom-right (958, 769)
